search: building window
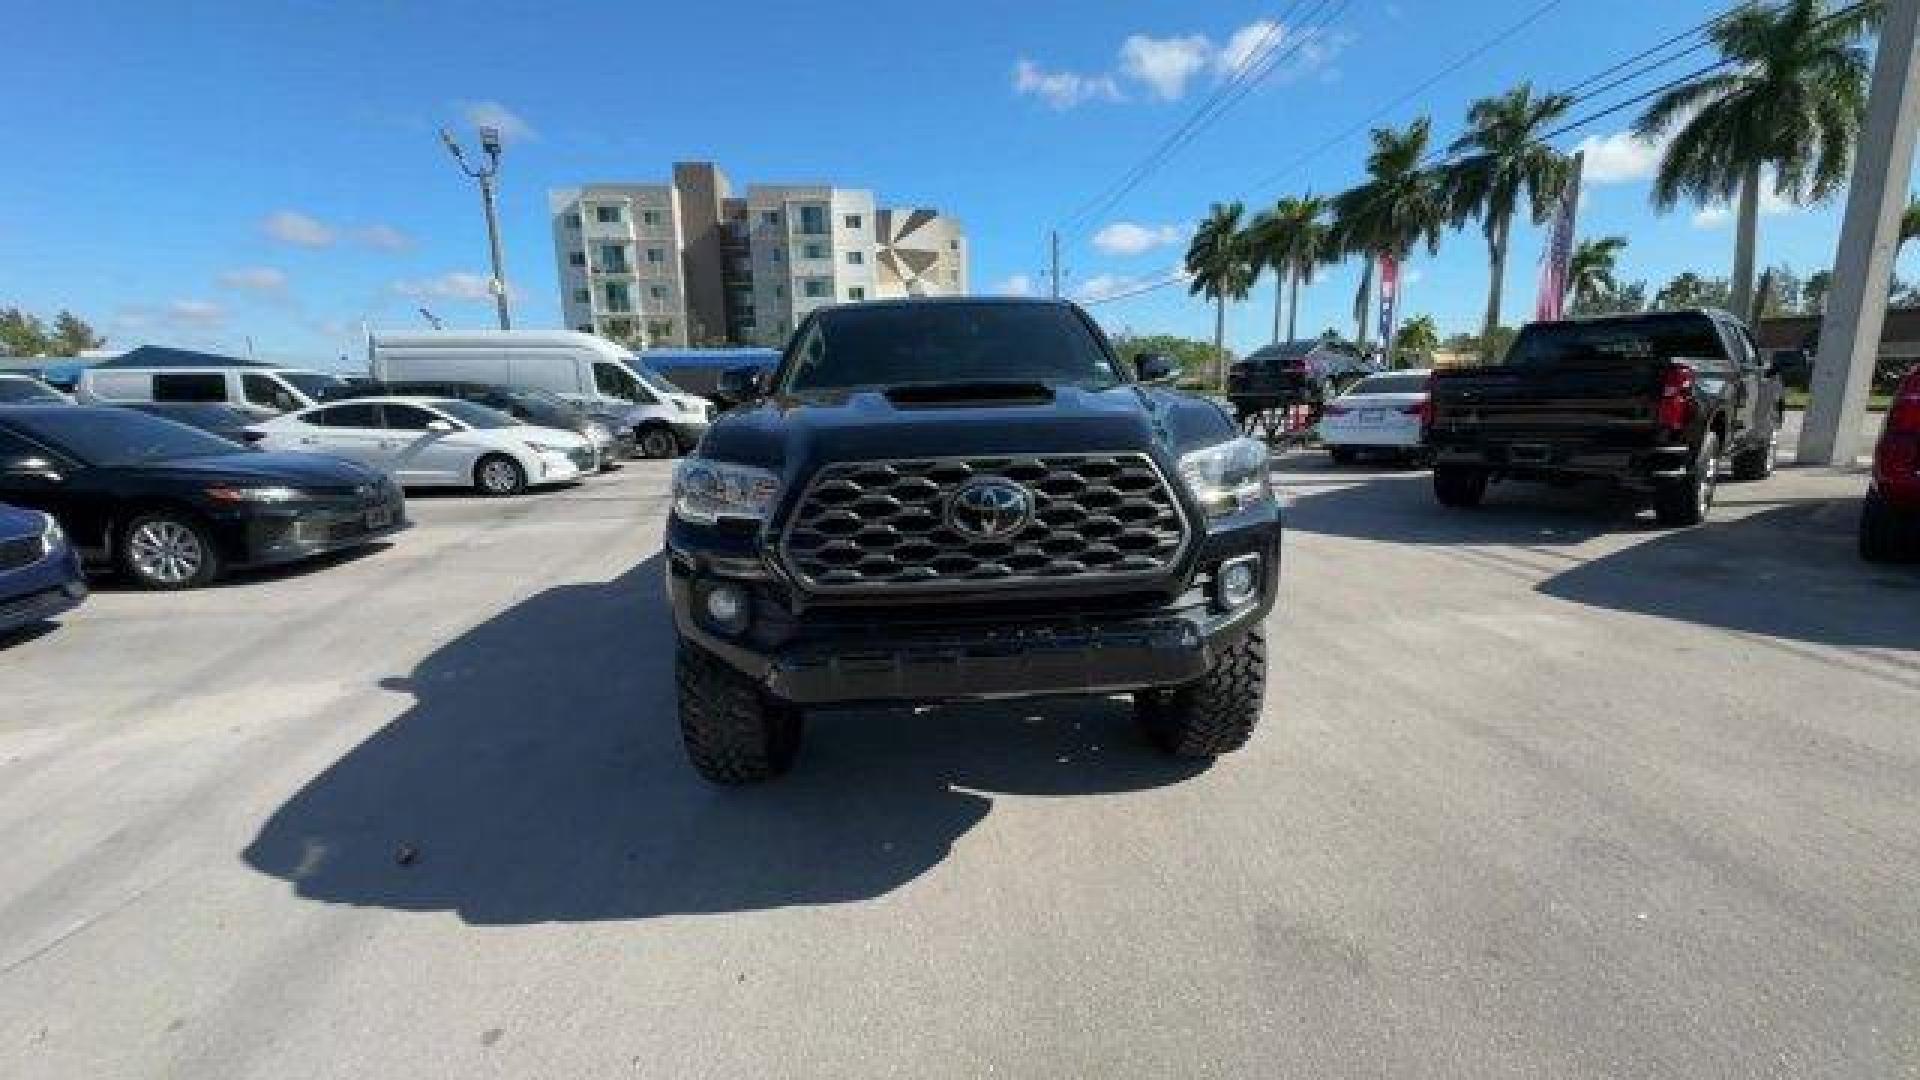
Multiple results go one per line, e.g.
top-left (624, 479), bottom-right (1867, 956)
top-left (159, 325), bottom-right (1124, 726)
top-left (595, 205), bottom-right (622, 224)
top-left (848, 286), bottom-right (866, 301)
top-left (798, 205), bottom-right (828, 235)
top-left (770, 247), bottom-right (783, 263)
top-left (649, 284), bottom-right (667, 300)
top-left (647, 320), bottom-right (674, 340)
top-left (761, 210), bottom-right (780, 226)
top-left (603, 280), bottom-right (633, 313)
top-left (604, 318), bottom-right (633, 338)
top-left (802, 243), bottom-right (825, 260)
top-left (843, 213), bottom-right (863, 230)
top-left (949, 239), bottom-right (960, 250)
top-left (641, 209), bottom-right (660, 226)
top-left (576, 324), bottom-right (593, 333)
top-left (568, 250), bottom-right (587, 267)
top-left (564, 213), bottom-right (582, 230)
top-left (597, 243), bottom-right (629, 273)
top-left (803, 279), bottom-right (830, 298)
top-left (947, 269), bottom-right (959, 284)
top-left (572, 288), bottom-right (590, 304)
top-left (646, 247), bottom-right (665, 264)
top-left (846, 251), bottom-right (864, 266)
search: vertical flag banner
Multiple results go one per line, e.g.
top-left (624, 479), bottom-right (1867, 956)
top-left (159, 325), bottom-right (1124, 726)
top-left (1377, 254), bottom-right (1401, 354)
top-left (1535, 151), bottom-right (1586, 322)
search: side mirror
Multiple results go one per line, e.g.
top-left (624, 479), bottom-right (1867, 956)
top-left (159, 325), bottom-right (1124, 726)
top-left (1134, 352), bottom-right (1178, 384)
top-left (717, 365), bottom-right (768, 404)
top-left (425, 419), bottom-right (455, 434)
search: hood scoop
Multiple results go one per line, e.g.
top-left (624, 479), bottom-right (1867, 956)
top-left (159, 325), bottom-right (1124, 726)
top-left (882, 381), bottom-right (1057, 408)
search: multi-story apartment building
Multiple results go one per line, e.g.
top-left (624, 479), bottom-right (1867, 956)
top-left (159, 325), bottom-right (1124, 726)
top-left (551, 162), bottom-right (966, 348)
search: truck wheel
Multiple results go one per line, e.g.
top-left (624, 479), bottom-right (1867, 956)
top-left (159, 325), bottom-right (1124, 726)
top-left (1859, 489), bottom-right (1911, 563)
top-left (1653, 431), bottom-right (1719, 527)
top-left (1433, 465), bottom-right (1488, 508)
top-left (676, 643), bottom-right (804, 784)
top-left (1729, 416), bottom-right (1779, 481)
top-left (1135, 628), bottom-right (1265, 757)
top-left (638, 424), bottom-right (679, 459)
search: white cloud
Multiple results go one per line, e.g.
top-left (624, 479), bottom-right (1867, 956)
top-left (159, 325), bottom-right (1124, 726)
top-left (391, 271), bottom-right (505, 302)
top-left (994, 273), bottom-right (1037, 296)
top-left (353, 224), bottom-right (413, 251)
top-left (459, 100), bottom-right (537, 143)
top-left (1013, 59), bottom-right (1124, 109)
top-left (1215, 21), bottom-right (1351, 85)
top-left (1074, 266), bottom-right (1188, 303)
top-left (261, 210), bottom-right (335, 248)
top-left (1092, 221), bottom-right (1184, 256)
top-left (1576, 130), bottom-right (1666, 185)
top-left (217, 267), bottom-right (287, 292)
top-left (165, 300), bottom-right (226, 328)
top-left (1690, 173), bottom-right (1801, 228)
top-left (1119, 33), bottom-right (1211, 100)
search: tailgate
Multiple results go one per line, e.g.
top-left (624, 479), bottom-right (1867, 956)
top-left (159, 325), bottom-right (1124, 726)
top-left (1431, 361), bottom-right (1659, 440)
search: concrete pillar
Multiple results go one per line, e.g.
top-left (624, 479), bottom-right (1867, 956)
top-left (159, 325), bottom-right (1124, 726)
top-left (1802, 0), bottom-right (1920, 464)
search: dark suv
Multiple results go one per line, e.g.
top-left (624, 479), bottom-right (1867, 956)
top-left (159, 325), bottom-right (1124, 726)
top-left (665, 298), bottom-right (1283, 783)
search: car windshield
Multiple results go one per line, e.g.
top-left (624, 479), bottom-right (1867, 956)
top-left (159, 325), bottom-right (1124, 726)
top-left (627, 363), bottom-right (684, 399)
top-left (0, 378), bottom-right (64, 403)
top-left (429, 399), bottom-right (518, 430)
top-left (277, 370), bottom-right (350, 400)
top-left (781, 303), bottom-right (1123, 394)
top-left (1503, 317), bottom-right (1721, 366)
top-left (506, 390), bottom-right (583, 427)
top-left (1346, 373), bottom-right (1428, 396)
top-left (8, 408), bottom-right (243, 465)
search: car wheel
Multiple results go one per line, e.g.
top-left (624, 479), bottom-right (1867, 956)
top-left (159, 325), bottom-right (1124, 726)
top-left (1654, 430), bottom-right (1720, 527)
top-left (638, 424), bottom-right (679, 459)
top-left (1134, 628), bottom-right (1265, 757)
top-left (474, 454), bottom-right (527, 498)
top-left (1859, 488), bottom-right (1913, 562)
top-left (1433, 465), bottom-right (1489, 508)
top-left (1729, 415), bottom-right (1780, 481)
top-left (676, 642), bottom-right (804, 784)
top-left (1328, 446), bottom-right (1358, 465)
top-left (121, 511), bottom-right (221, 590)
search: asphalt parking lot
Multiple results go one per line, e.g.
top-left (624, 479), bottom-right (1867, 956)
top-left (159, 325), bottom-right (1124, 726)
top-left (2, 435), bottom-right (1917, 1078)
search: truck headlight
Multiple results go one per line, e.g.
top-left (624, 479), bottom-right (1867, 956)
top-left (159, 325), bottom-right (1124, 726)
top-left (1177, 437), bottom-right (1273, 517)
top-left (673, 459), bottom-right (781, 524)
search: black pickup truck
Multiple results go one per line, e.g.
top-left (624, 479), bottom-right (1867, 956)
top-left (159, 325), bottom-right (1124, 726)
top-left (1427, 309), bottom-right (1784, 526)
top-left (663, 297), bottom-right (1283, 783)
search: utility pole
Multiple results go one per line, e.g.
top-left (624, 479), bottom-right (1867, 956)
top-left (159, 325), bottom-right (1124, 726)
top-left (1802, 0), bottom-right (1920, 465)
top-left (440, 125), bottom-right (513, 331)
top-left (1050, 231), bottom-right (1062, 298)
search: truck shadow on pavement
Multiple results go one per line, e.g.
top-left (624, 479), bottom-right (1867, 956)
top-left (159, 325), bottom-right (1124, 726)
top-left (242, 553), bottom-right (1205, 924)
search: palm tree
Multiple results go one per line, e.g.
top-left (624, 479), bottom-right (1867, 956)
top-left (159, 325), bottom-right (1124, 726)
top-left (1565, 235), bottom-right (1628, 308)
top-left (1185, 202), bottom-right (1255, 385)
top-left (1634, 0), bottom-right (1878, 321)
top-left (1396, 315), bottom-right (1440, 363)
top-left (1330, 118), bottom-right (1448, 349)
top-left (1444, 83), bottom-right (1574, 357)
top-left (1902, 192), bottom-right (1920, 251)
top-left (1245, 195), bottom-right (1330, 345)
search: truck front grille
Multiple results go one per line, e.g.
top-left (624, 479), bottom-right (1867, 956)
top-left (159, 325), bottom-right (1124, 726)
top-left (781, 454), bottom-right (1188, 592)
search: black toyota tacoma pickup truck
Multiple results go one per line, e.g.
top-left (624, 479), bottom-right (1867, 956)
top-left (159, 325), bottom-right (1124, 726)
top-left (1427, 309), bottom-right (1784, 526)
top-left (663, 297), bottom-right (1282, 783)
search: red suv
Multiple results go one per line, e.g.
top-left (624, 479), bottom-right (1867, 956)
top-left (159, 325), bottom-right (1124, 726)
top-left (1860, 366), bottom-right (1920, 561)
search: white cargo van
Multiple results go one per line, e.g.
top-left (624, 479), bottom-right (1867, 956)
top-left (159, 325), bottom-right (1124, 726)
top-left (368, 330), bottom-right (710, 457)
top-left (76, 365), bottom-right (348, 417)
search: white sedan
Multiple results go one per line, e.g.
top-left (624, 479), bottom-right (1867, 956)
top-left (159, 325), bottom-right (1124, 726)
top-left (250, 396), bottom-right (595, 497)
top-left (1317, 369), bottom-right (1433, 465)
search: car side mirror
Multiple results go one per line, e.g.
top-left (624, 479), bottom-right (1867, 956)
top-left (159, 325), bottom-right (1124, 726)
top-left (1134, 353), bottom-right (1178, 384)
top-left (718, 365), bottom-right (768, 404)
top-left (425, 420), bottom-right (455, 434)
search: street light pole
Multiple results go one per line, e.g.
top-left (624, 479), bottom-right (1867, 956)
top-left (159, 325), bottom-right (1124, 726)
top-left (440, 125), bottom-right (513, 331)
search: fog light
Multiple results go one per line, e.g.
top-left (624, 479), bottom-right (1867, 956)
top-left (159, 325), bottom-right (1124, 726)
top-left (703, 581), bottom-right (751, 634)
top-left (1216, 555), bottom-right (1260, 609)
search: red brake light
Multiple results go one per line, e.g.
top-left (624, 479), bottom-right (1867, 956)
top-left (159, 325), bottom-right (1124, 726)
top-left (1657, 363), bottom-right (1695, 432)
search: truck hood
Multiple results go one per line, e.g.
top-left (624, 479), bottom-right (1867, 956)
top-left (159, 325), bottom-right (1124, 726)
top-left (699, 384), bottom-right (1233, 478)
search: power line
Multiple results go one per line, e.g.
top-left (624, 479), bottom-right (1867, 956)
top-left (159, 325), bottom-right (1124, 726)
top-left (1081, 272), bottom-right (1191, 307)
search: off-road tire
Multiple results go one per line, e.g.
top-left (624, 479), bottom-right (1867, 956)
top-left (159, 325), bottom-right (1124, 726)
top-left (1654, 431), bottom-right (1719, 527)
top-left (1135, 628), bottom-right (1265, 757)
top-left (1730, 414), bottom-right (1780, 481)
top-left (1433, 465), bottom-right (1489, 508)
top-left (474, 454), bottom-right (527, 498)
top-left (676, 643), bottom-right (804, 784)
top-left (1859, 489), bottom-right (1912, 563)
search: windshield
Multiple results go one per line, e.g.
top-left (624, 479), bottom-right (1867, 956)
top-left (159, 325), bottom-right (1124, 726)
top-left (781, 303), bottom-right (1122, 394)
top-left (277, 371), bottom-right (350, 401)
top-left (430, 399), bottom-right (519, 430)
top-left (1346, 373), bottom-right (1429, 396)
top-left (8, 408), bottom-right (243, 465)
top-left (1503, 316), bottom-right (1721, 366)
top-left (627, 363), bottom-right (685, 399)
top-left (505, 391), bottom-right (582, 428)
top-left (0, 378), bottom-right (64, 403)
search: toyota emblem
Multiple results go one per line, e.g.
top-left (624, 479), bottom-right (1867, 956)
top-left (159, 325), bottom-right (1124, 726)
top-left (947, 478), bottom-right (1034, 540)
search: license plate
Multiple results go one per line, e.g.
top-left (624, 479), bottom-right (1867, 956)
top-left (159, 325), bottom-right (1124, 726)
top-left (364, 506), bottom-right (393, 530)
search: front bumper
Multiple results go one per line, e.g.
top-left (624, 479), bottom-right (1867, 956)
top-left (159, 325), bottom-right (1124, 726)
top-left (0, 543), bottom-right (87, 635)
top-left (223, 489), bottom-right (410, 568)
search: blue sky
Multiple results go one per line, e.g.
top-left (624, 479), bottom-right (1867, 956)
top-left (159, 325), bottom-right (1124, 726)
top-left (2, 0), bottom-right (1913, 368)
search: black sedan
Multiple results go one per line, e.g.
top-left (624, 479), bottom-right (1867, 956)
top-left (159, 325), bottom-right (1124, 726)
top-left (0, 406), bottom-right (407, 589)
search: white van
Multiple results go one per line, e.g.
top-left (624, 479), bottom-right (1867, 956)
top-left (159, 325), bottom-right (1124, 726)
top-left (76, 365), bottom-right (349, 417)
top-left (368, 329), bottom-right (711, 457)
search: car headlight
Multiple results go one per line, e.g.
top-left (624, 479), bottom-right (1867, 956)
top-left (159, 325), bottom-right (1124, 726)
top-left (673, 458), bottom-right (780, 524)
top-left (40, 515), bottom-right (65, 555)
top-left (527, 441), bottom-right (576, 454)
top-left (1177, 437), bottom-right (1273, 517)
top-left (205, 485), bottom-right (309, 503)
top-left (585, 422), bottom-right (611, 443)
